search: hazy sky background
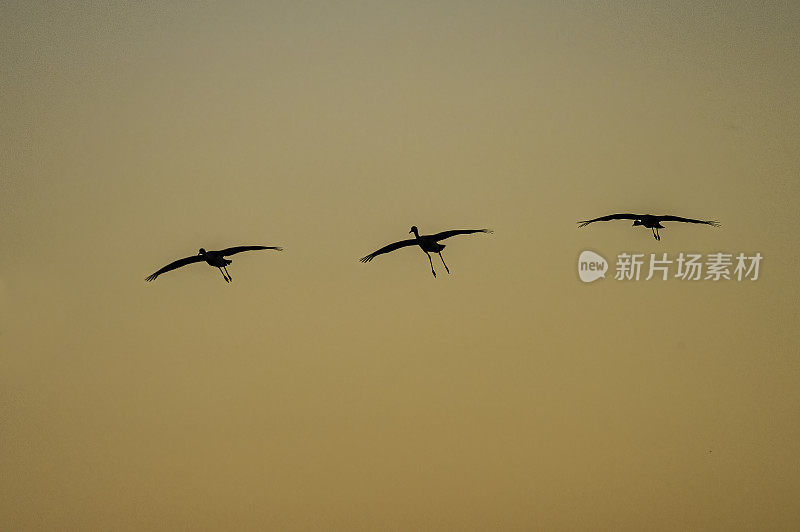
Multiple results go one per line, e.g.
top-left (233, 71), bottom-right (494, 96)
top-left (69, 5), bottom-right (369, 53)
top-left (2, 1), bottom-right (799, 529)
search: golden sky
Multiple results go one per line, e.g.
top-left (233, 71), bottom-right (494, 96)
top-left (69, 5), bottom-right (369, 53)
top-left (2, 1), bottom-right (799, 529)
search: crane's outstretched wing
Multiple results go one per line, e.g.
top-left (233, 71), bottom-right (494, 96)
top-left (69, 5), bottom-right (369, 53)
top-left (577, 214), bottom-right (640, 227)
top-left (359, 239), bottom-right (417, 263)
top-left (429, 229), bottom-right (493, 241)
top-left (217, 245), bottom-right (283, 256)
top-left (145, 255), bottom-right (204, 282)
top-left (657, 215), bottom-right (721, 227)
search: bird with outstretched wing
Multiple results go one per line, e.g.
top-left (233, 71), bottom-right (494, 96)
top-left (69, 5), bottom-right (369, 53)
top-left (360, 226), bottom-right (492, 277)
top-left (145, 245), bottom-right (283, 282)
top-left (577, 213), bottom-right (720, 240)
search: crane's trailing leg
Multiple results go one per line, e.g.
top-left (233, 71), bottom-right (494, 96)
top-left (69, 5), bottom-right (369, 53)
top-left (223, 266), bottom-right (233, 281)
top-left (425, 252), bottom-right (437, 278)
top-left (218, 267), bottom-right (230, 282)
top-left (438, 252), bottom-right (450, 274)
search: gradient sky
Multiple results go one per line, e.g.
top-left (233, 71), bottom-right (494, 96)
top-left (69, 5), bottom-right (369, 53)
top-left (2, 1), bottom-right (799, 529)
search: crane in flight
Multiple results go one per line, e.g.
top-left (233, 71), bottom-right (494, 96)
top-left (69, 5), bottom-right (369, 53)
top-left (360, 226), bottom-right (492, 277)
top-left (577, 213), bottom-right (720, 240)
top-left (145, 245), bottom-right (282, 283)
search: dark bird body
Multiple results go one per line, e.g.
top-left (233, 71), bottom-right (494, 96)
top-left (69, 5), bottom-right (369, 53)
top-left (577, 213), bottom-right (720, 240)
top-left (360, 226), bottom-right (492, 277)
top-left (145, 245), bottom-right (282, 283)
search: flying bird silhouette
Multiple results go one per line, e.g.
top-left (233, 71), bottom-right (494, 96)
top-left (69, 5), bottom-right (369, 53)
top-left (145, 245), bottom-right (282, 283)
top-left (360, 226), bottom-right (492, 277)
top-left (577, 213), bottom-right (721, 240)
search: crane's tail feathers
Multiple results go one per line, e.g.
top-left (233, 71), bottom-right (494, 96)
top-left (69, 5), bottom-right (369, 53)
top-left (577, 221), bottom-right (591, 228)
top-left (359, 255), bottom-right (374, 263)
top-left (707, 221), bottom-right (722, 227)
top-left (270, 246), bottom-right (284, 251)
top-left (144, 273), bottom-right (157, 282)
